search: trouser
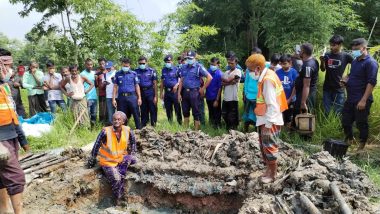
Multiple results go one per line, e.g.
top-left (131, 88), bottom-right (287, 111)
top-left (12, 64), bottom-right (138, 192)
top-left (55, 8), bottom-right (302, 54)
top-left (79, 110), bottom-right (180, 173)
top-left (87, 99), bottom-right (98, 124)
top-left (0, 138), bottom-right (25, 195)
top-left (323, 90), bottom-right (345, 115)
top-left (181, 88), bottom-right (201, 121)
top-left (28, 94), bottom-right (48, 116)
top-left (101, 155), bottom-right (136, 200)
top-left (48, 100), bottom-right (67, 113)
top-left (342, 101), bottom-right (372, 144)
top-left (259, 125), bottom-right (281, 164)
top-left (164, 89), bottom-right (182, 124)
top-left (118, 94), bottom-right (141, 129)
top-left (199, 97), bottom-right (205, 125)
top-left (282, 102), bottom-right (295, 124)
top-left (222, 100), bottom-right (239, 130)
top-left (98, 96), bottom-right (108, 124)
top-left (13, 93), bottom-right (26, 118)
top-left (140, 88), bottom-right (157, 127)
top-left (206, 99), bottom-right (221, 128)
top-left (106, 98), bottom-right (116, 125)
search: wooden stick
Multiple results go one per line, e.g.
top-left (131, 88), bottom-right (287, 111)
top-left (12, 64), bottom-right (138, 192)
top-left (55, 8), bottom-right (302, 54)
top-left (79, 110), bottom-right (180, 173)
top-left (210, 136), bottom-right (228, 162)
top-left (24, 157), bottom-right (69, 174)
top-left (18, 153), bottom-right (34, 162)
top-left (299, 193), bottom-right (321, 214)
top-left (21, 156), bottom-right (57, 170)
top-left (330, 182), bottom-right (352, 214)
top-left (275, 196), bottom-right (292, 214)
top-left (20, 152), bottom-right (47, 163)
top-left (69, 107), bottom-right (87, 135)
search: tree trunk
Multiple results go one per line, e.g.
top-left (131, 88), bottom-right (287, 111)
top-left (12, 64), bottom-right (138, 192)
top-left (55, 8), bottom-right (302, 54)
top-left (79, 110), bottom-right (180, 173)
top-left (64, 3), bottom-right (78, 64)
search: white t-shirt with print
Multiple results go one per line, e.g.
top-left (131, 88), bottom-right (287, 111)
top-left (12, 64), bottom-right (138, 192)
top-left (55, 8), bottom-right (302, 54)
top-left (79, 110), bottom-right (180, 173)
top-left (223, 68), bottom-right (241, 102)
top-left (43, 73), bottom-right (63, 101)
top-left (102, 70), bottom-right (117, 99)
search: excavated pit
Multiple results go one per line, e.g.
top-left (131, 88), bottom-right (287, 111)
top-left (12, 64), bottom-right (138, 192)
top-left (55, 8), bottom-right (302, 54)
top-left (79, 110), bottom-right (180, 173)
top-left (22, 127), bottom-right (380, 213)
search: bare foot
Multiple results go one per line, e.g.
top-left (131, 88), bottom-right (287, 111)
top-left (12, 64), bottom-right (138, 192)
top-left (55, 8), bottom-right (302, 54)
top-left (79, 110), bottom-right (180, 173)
top-left (260, 176), bottom-right (275, 184)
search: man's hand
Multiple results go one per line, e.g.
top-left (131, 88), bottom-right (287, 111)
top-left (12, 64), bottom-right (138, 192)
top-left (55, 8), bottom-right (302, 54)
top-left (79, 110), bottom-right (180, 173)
top-left (300, 102), bottom-right (308, 112)
top-left (160, 93), bottom-right (164, 100)
top-left (173, 85), bottom-right (178, 93)
top-left (67, 92), bottom-right (74, 97)
top-left (319, 55), bottom-right (325, 62)
top-left (86, 157), bottom-right (96, 168)
top-left (199, 87), bottom-right (205, 98)
top-left (287, 98), bottom-right (292, 105)
top-left (178, 94), bottom-right (182, 102)
top-left (0, 143), bottom-right (10, 165)
top-left (112, 99), bottom-right (117, 108)
top-left (14, 82), bottom-right (20, 87)
top-left (357, 99), bottom-right (367, 111)
top-left (153, 96), bottom-right (157, 105)
top-left (340, 76), bottom-right (349, 88)
top-left (138, 98), bottom-right (142, 106)
top-left (213, 100), bottom-right (219, 108)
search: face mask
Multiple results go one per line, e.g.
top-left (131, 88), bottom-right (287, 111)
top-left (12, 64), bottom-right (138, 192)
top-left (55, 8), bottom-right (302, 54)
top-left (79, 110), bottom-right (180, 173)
top-left (139, 64), bottom-right (146, 70)
top-left (352, 50), bottom-right (362, 58)
top-left (210, 65), bottom-right (217, 71)
top-left (122, 67), bottom-right (130, 72)
top-left (249, 72), bottom-right (260, 80)
top-left (186, 59), bottom-right (194, 65)
top-left (165, 63), bottom-right (172, 68)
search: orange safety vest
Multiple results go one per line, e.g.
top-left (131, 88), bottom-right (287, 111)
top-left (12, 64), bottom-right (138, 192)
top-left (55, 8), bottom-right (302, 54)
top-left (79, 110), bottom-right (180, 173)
top-left (0, 83), bottom-right (19, 126)
top-left (254, 69), bottom-right (288, 116)
top-left (98, 126), bottom-right (130, 167)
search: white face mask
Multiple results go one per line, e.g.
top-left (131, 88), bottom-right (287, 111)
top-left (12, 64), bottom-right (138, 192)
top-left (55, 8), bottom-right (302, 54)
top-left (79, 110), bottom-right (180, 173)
top-left (249, 72), bottom-right (260, 80)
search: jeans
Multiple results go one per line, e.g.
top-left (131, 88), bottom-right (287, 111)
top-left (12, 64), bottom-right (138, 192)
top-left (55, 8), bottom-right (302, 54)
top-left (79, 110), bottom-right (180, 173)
top-left (98, 96), bottom-right (108, 124)
top-left (48, 100), bottom-right (67, 113)
top-left (106, 98), bottom-right (116, 125)
top-left (87, 99), bottom-right (98, 124)
top-left (323, 90), bottom-right (345, 115)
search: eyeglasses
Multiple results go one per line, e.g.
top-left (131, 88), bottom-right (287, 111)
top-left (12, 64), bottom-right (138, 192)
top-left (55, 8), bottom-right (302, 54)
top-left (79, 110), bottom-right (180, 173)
top-left (138, 63), bottom-right (146, 65)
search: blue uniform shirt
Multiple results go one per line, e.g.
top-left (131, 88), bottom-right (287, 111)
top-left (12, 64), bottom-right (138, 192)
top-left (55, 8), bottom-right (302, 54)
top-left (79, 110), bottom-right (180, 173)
top-left (180, 63), bottom-right (209, 89)
top-left (276, 68), bottom-right (298, 101)
top-left (136, 67), bottom-right (157, 88)
top-left (346, 55), bottom-right (378, 103)
top-left (80, 70), bottom-right (97, 100)
top-left (205, 68), bottom-right (222, 100)
top-left (161, 66), bottom-right (180, 88)
top-left (114, 70), bottom-right (139, 94)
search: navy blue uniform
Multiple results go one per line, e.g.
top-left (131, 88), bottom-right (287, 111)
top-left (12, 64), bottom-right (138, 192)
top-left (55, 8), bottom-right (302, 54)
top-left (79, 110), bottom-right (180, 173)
top-left (114, 70), bottom-right (141, 129)
top-left (136, 67), bottom-right (157, 127)
top-left (180, 63), bottom-right (209, 121)
top-left (161, 65), bottom-right (182, 124)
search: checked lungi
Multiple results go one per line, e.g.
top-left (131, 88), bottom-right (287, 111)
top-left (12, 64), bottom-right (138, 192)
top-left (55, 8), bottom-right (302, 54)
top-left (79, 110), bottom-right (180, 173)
top-left (258, 125), bottom-right (281, 164)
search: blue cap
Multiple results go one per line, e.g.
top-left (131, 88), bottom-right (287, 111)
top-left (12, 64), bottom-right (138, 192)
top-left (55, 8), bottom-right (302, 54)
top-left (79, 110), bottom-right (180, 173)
top-left (105, 61), bottom-right (113, 69)
top-left (164, 54), bottom-right (173, 62)
top-left (186, 50), bottom-right (196, 59)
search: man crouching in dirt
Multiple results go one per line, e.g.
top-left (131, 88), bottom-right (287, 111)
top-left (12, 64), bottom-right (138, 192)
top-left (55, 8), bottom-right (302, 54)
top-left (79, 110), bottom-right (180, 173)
top-left (246, 54), bottom-right (288, 184)
top-left (87, 111), bottom-right (137, 205)
top-left (0, 48), bottom-right (25, 214)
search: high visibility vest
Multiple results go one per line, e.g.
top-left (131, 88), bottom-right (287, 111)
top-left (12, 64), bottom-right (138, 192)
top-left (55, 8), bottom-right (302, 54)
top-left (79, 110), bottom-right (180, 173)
top-left (0, 83), bottom-right (19, 126)
top-left (254, 69), bottom-right (288, 116)
top-left (98, 126), bottom-right (130, 167)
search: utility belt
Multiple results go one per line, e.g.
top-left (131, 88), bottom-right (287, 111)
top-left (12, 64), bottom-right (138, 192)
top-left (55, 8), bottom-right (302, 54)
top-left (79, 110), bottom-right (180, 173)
top-left (141, 86), bottom-right (153, 91)
top-left (120, 92), bottom-right (136, 97)
top-left (165, 87), bottom-right (175, 92)
top-left (184, 87), bottom-right (199, 92)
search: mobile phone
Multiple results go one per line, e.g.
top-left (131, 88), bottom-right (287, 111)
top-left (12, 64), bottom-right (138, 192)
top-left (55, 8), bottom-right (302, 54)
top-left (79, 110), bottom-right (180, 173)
top-left (295, 45), bottom-right (301, 54)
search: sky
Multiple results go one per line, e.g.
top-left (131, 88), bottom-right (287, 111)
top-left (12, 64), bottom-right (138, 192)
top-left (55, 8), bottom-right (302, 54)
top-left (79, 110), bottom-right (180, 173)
top-left (0, 0), bottom-right (180, 41)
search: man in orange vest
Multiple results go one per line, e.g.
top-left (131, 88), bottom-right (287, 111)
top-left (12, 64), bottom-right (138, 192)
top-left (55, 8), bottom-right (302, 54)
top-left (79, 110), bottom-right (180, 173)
top-left (0, 48), bottom-right (25, 214)
top-left (87, 111), bottom-right (137, 205)
top-left (246, 54), bottom-right (288, 184)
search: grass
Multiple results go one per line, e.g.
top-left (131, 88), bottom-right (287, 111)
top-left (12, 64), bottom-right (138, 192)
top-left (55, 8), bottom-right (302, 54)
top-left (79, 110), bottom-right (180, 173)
top-left (21, 70), bottom-right (380, 188)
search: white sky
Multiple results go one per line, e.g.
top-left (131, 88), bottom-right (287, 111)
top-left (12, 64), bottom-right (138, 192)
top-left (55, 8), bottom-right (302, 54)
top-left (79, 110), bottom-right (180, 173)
top-left (0, 0), bottom-right (180, 41)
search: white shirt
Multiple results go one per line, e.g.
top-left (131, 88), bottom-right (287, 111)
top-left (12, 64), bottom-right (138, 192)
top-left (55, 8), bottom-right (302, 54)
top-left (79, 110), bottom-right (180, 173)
top-left (103, 70), bottom-right (117, 99)
top-left (43, 73), bottom-right (63, 101)
top-left (256, 68), bottom-right (284, 128)
top-left (223, 68), bottom-right (241, 101)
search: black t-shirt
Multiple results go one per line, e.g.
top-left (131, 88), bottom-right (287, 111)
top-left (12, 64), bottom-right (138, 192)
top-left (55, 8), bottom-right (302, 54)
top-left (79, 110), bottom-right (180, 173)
top-left (323, 52), bottom-right (353, 92)
top-left (295, 57), bottom-right (319, 93)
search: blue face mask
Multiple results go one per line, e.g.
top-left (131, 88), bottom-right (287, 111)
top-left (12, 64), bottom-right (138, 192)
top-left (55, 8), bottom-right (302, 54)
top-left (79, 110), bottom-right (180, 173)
top-left (139, 64), bottom-right (146, 70)
top-left (122, 67), bottom-right (130, 72)
top-left (210, 65), bottom-right (218, 71)
top-left (186, 59), bottom-right (194, 65)
top-left (165, 63), bottom-right (172, 68)
top-left (352, 50), bottom-right (362, 58)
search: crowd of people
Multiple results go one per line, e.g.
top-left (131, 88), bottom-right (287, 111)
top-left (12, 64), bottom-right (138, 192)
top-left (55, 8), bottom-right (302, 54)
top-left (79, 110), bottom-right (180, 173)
top-left (0, 35), bottom-right (378, 212)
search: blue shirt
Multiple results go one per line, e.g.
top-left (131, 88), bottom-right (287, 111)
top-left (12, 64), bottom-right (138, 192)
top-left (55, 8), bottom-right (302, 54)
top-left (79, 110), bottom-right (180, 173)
top-left (276, 68), bottom-right (298, 101)
top-left (80, 70), bottom-right (97, 100)
top-left (346, 55), bottom-right (378, 103)
top-left (180, 63), bottom-right (209, 89)
top-left (114, 70), bottom-right (139, 94)
top-left (205, 68), bottom-right (222, 100)
top-left (161, 66), bottom-right (180, 88)
top-left (135, 67), bottom-right (157, 88)
top-left (243, 70), bottom-right (259, 100)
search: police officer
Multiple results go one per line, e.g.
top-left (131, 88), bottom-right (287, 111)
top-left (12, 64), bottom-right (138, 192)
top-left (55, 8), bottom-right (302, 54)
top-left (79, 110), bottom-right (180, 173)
top-left (178, 50), bottom-right (212, 130)
top-left (160, 54), bottom-right (182, 124)
top-left (112, 57), bottom-right (142, 129)
top-left (135, 56), bottom-right (158, 127)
